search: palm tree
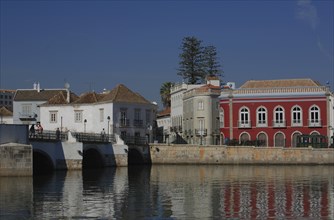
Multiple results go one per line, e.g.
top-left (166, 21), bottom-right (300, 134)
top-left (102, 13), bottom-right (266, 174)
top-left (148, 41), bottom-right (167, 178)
top-left (160, 82), bottom-right (174, 108)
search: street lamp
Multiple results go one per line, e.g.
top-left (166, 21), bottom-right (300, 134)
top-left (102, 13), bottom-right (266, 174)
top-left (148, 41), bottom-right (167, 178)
top-left (107, 116), bottom-right (110, 141)
top-left (84, 119), bottom-right (87, 133)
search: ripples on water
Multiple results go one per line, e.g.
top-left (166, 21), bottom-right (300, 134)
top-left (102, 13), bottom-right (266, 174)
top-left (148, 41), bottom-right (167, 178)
top-left (0, 165), bottom-right (333, 219)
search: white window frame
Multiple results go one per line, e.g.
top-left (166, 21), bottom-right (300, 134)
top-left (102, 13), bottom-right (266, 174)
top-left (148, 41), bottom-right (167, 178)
top-left (99, 108), bottom-right (104, 122)
top-left (21, 104), bottom-right (32, 116)
top-left (198, 100), bottom-right (204, 110)
top-left (239, 107), bottom-right (251, 128)
top-left (257, 107), bottom-right (267, 127)
top-left (74, 110), bottom-right (83, 123)
top-left (49, 111), bottom-right (58, 123)
top-left (219, 110), bottom-right (224, 128)
top-left (309, 105), bottom-right (321, 127)
top-left (291, 106), bottom-right (302, 126)
top-left (273, 106), bottom-right (285, 127)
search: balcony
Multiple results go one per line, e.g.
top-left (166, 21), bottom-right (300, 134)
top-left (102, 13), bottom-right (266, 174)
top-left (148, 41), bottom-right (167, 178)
top-left (238, 120), bottom-right (252, 128)
top-left (19, 112), bottom-right (37, 121)
top-left (308, 119), bottom-right (322, 127)
top-left (273, 120), bottom-right (286, 128)
top-left (119, 119), bottom-right (130, 127)
top-left (195, 129), bottom-right (207, 136)
top-left (133, 119), bottom-right (143, 127)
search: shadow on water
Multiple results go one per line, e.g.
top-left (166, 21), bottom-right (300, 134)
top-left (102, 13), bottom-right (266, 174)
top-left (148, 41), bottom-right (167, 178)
top-left (33, 151), bottom-right (55, 176)
top-left (82, 148), bottom-right (104, 169)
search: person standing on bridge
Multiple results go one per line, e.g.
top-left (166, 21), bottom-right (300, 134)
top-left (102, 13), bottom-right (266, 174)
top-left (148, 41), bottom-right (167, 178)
top-left (29, 124), bottom-right (36, 138)
top-left (101, 128), bottom-right (106, 141)
top-left (56, 128), bottom-right (60, 140)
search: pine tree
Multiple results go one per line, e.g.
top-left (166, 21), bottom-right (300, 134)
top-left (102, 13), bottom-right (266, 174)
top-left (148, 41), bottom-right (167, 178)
top-left (177, 36), bottom-right (205, 84)
top-left (203, 45), bottom-right (223, 78)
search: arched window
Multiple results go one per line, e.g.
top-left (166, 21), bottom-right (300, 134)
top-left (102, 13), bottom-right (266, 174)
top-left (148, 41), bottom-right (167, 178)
top-left (292, 132), bottom-right (302, 147)
top-left (239, 107), bottom-right (251, 128)
top-left (291, 106), bottom-right (302, 126)
top-left (273, 106), bottom-right (285, 127)
top-left (240, 132), bottom-right (250, 145)
top-left (274, 132), bottom-right (285, 147)
top-left (309, 106), bottom-right (321, 127)
top-left (257, 107), bottom-right (267, 127)
top-left (257, 132), bottom-right (267, 147)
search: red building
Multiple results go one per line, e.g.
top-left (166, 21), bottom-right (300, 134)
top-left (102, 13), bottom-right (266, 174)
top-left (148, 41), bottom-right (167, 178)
top-left (219, 79), bottom-right (334, 147)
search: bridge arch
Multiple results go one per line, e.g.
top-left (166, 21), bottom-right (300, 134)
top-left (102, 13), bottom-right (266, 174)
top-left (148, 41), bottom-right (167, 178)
top-left (33, 149), bottom-right (55, 175)
top-left (128, 147), bottom-right (146, 165)
top-left (83, 146), bottom-right (105, 169)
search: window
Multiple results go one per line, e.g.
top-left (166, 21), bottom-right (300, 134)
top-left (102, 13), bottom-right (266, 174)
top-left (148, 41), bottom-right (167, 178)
top-left (120, 108), bottom-right (128, 127)
top-left (239, 107), bottom-right (250, 127)
top-left (146, 109), bottom-right (151, 125)
top-left (273, 106), bottom-right (285, 127)
top-left (292, 106), bottom-right (302, 126)
top-left (240, 133), bottom-right (250, 145)
top-left (22, 104), bottom-right (32, 116)
top-left (219, 110), bottom-right (224, 128)
top-left (198, 100), bottom-right (204, 110)
top-left (257, 107), bottom-right (267, 127)
top-left (309, 106), bottom-right (321, 126)
top-left (134, 109), bottom-right (142, 127)
top-left (50, 111), bottom-right (58, 123)
top-left (274, 132), bottom-right (285, 147)
top-left (257, 133), bottom-right (267, 147)
top-left (74, 111), bottom-right (83, 123)
top-left (99, 108), bottom-right (104, 122)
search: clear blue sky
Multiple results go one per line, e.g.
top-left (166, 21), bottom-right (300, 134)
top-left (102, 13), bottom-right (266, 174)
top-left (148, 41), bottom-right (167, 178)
top-left (1, 0), bottom-right (333, 109)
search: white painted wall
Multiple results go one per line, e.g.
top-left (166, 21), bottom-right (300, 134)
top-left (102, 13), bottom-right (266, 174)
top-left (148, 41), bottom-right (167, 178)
top-left (40, 103), bottom-right (113, 133)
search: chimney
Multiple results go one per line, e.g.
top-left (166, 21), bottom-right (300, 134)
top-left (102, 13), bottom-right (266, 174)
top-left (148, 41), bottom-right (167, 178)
top-left (67, 90), bottom-right (70, 103)
top-left (37, 82), bottom-right (40, 92)
top-left (64, 82), bottom-right (70, 103)
top-left (33, 82), bottom-right (37, 90)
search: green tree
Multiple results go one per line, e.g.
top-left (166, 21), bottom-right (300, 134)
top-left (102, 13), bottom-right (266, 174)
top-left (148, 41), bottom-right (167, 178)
top-left (177, 36), bottom-right (205, 84)
top-left (160, 82), bottom-right (174, 108)
top-left (203, 45), bottom-right (223, 78)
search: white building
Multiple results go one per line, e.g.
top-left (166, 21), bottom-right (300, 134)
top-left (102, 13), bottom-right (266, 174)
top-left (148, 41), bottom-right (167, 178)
top-left (40, 84), bottom-right (157, 143)
top-left (156, 107), bottom-right (171, 143)
top-left (170, 76), bottom-right (221, 144)
top-left (13, 82), bottom-right (69, 125)
top-left (0, 107), bottom-right (13, 124)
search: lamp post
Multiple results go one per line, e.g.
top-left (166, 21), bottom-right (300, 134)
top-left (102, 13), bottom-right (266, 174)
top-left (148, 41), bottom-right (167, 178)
top-left (107, 116), bottom-right (110, 141)
top-left (84, 119), bottom-right (87, 133)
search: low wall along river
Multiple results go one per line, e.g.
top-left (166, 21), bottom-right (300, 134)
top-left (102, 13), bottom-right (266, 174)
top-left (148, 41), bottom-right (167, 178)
top-left (149, 144), bottom-right (334, 165)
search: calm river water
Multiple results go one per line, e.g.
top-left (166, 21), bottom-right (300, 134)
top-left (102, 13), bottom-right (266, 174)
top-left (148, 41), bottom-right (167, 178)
top-left (1, 165), bottom-right (334, 219)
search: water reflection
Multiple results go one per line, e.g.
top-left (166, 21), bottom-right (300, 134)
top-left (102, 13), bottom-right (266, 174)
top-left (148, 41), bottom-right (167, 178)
top-left (0, 165), bottom-right (333, 219)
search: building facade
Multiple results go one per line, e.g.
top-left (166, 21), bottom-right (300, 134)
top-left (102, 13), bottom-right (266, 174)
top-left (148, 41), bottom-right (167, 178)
top-left (13, 83), bottom-right (69, 125)
top-left (0, 89), bottom-right (15, 111)
top-left (40, 84), bottom-right (157, 143)
top-left (183, 83), bottom-right (221, 145)
top-left (219, 79), bottom-right (334, 147)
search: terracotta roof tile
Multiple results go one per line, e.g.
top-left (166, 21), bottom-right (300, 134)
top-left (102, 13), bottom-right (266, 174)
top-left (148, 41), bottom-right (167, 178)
top-left (101, 84), bottom-right (152, 104)
top-left (0, 106), bottom-right (13, 116)
top-left (70, 84), bottom-right (152, 105)
top-left (240, 78), bottom-right (321, 89)
top-left (157, 107), bottom-right (171, 117)
top-left (46, 91), bottom-right (79, 104)
top-left (14, 89), bottom-right (68, 101)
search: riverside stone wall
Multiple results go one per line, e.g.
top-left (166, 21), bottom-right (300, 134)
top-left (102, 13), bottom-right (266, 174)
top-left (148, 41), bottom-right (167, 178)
top-left (0, 143), bottom-right (32, 176)
top-left (149, 144), bottom-right (334, 165)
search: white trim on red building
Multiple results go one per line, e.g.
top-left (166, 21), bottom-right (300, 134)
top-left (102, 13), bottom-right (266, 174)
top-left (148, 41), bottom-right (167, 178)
top-left (219, 79), bottom-right (334, 147)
